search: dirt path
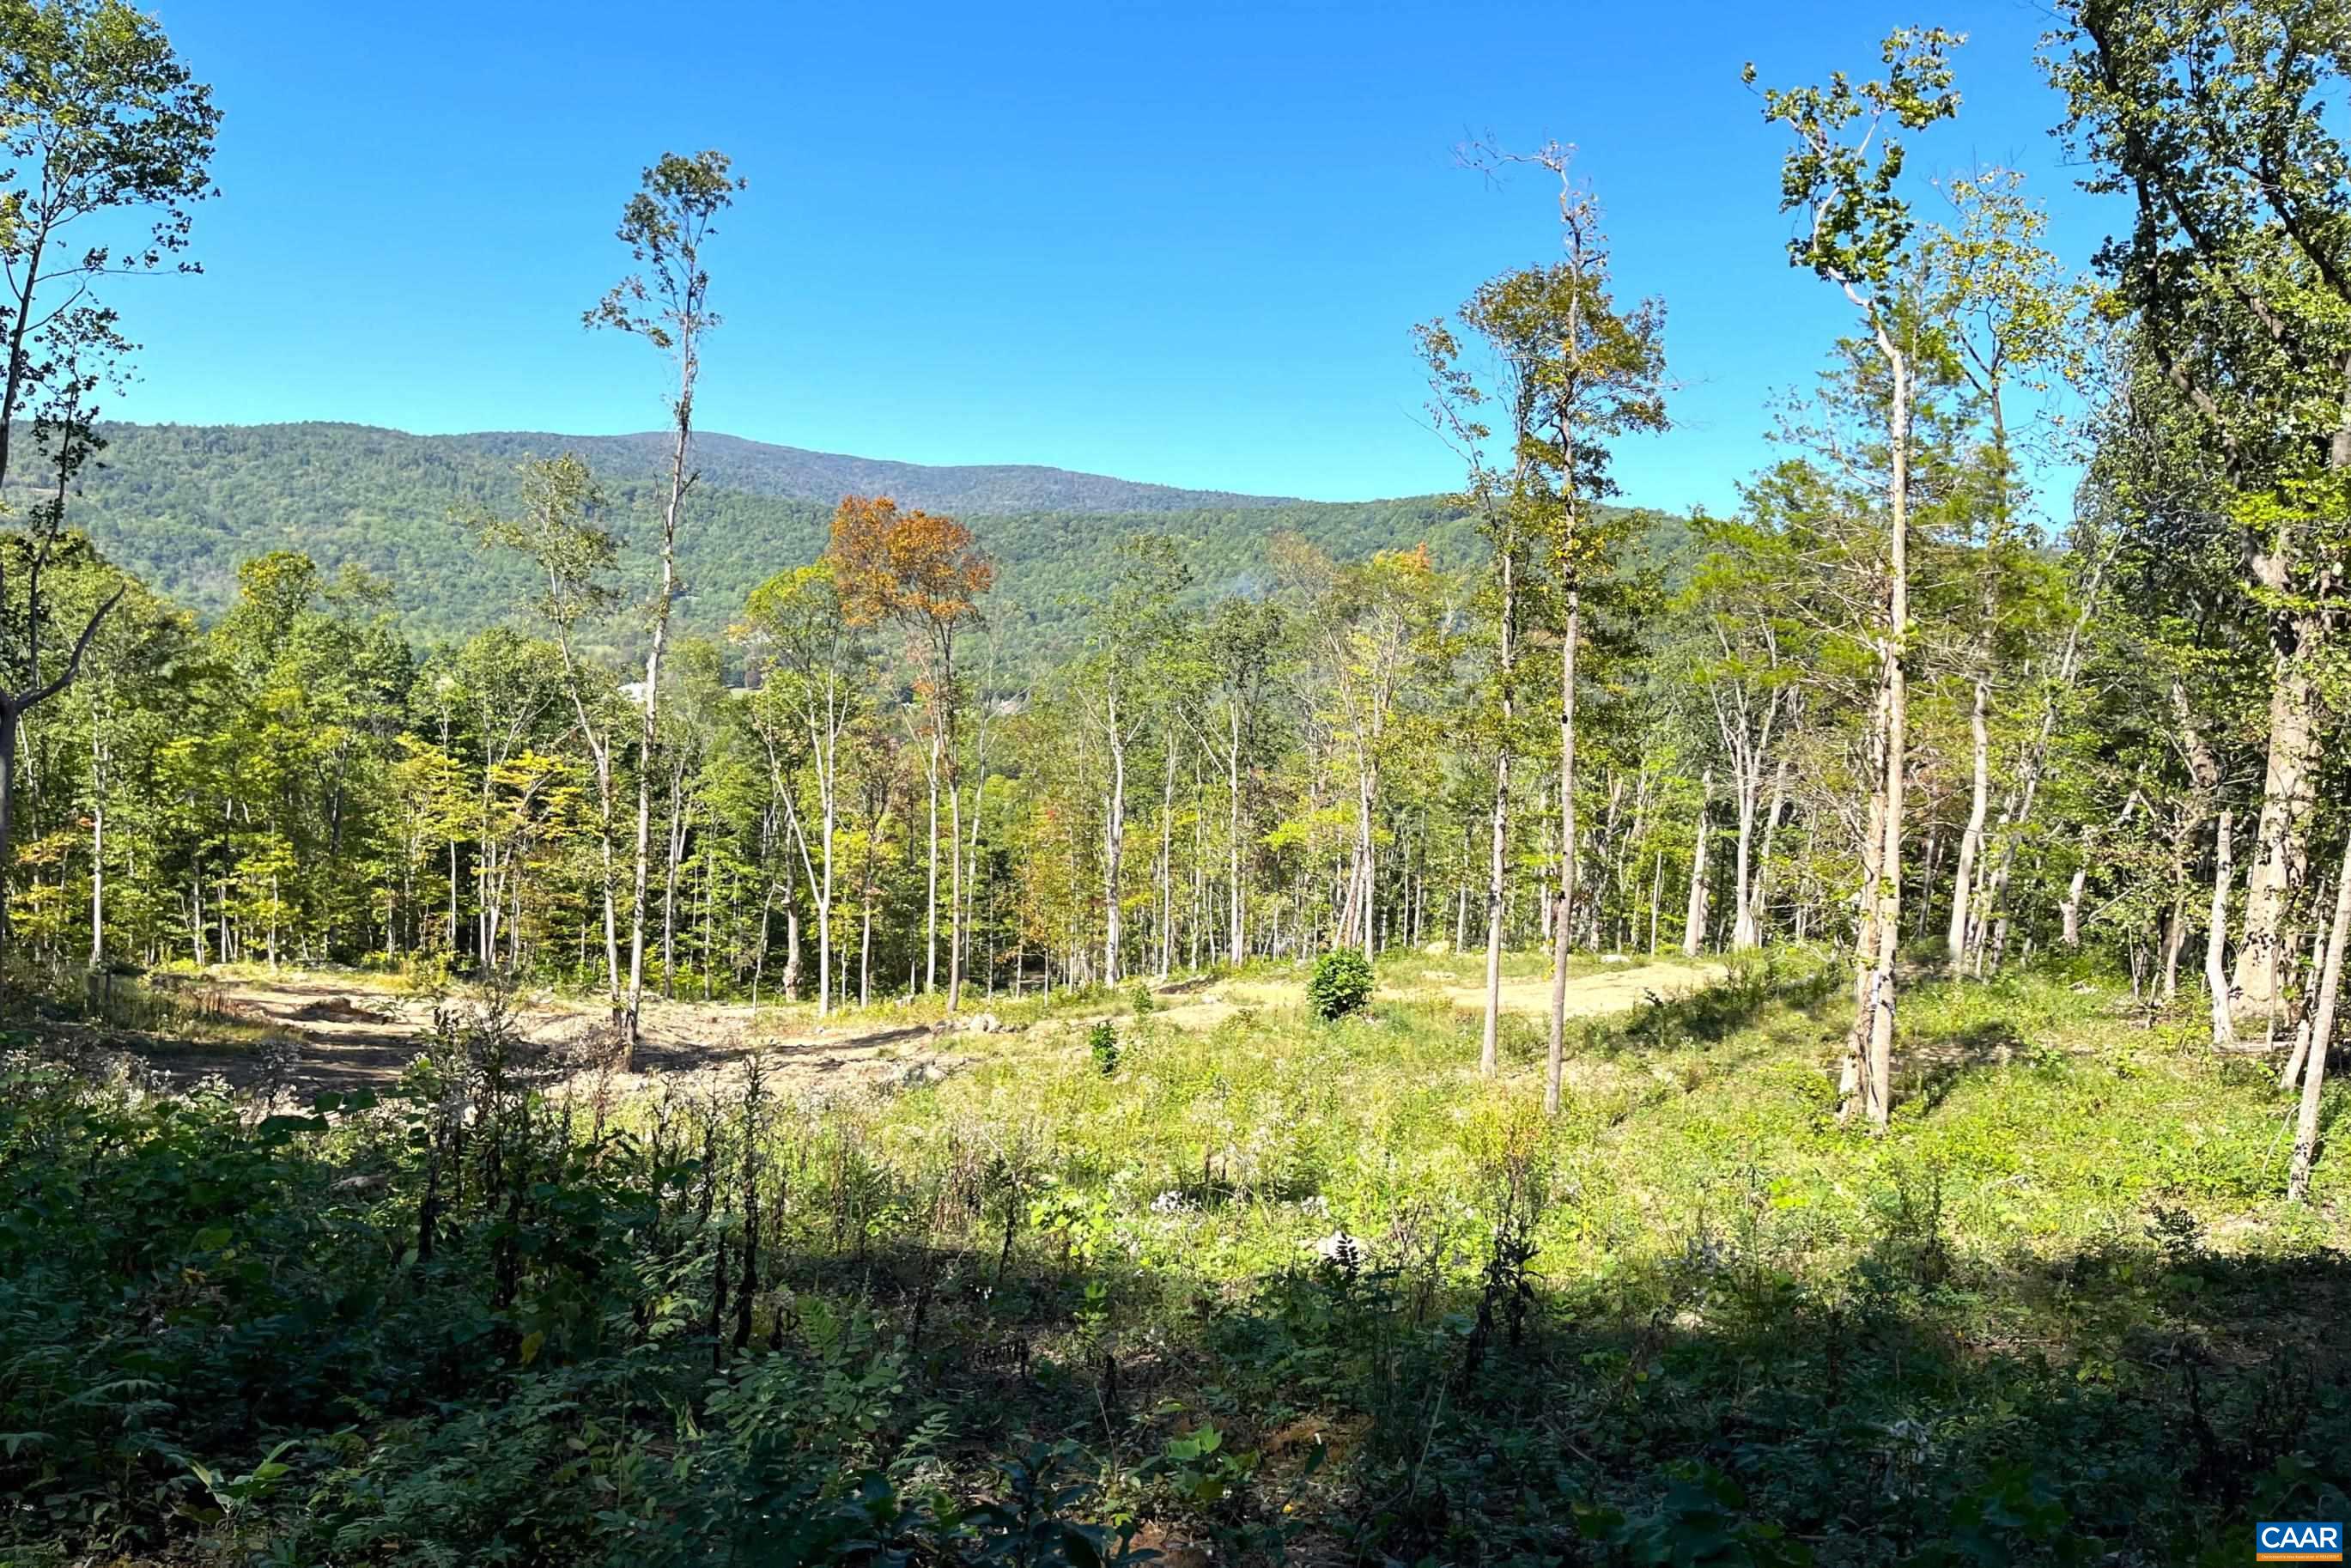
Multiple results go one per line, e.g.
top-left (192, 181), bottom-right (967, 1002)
top-left (104, 959), bottom-right (1728, 1099)
top-left (110, 977), bottom-right (975, 1101)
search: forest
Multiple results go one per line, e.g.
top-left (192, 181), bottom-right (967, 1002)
top-left (2, 1), bottom-right (2348, 1565)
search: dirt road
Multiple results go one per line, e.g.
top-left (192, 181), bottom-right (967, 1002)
top-left (105, 958), bottom-right (1728, 1099)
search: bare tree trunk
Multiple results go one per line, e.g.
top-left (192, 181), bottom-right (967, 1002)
top-left (947, 766), bottom-right (966, 1013)
top-left (2061, 840), bottom-right (2090, 948)
top-left (1355, 759), bottom-right (1378, 961)
top-left (1227, 708), bottom-right (1246, 964)
top-left (1682, 769), bottom-right (1713, 957)
top-left (2234, 644), bottom-right (2320, 1013)
top-left (87, 736), bottom-right (104, 971)
top-left (1753, 759), bottom-right (1788, 943)
top-left (1845, 333), bottom-right (1913, 1134)
top-left (815, 772), bottom-right (835, 1018)
top-left (1547, 589), bottom-right (1580, 1115)
top-left (1104, 711), bottom-right (1127, 988)
top-left (924, 727), bottom-right (940, 993)
top-left (1649, 848), bottom-right (1663, 954)
top-left (1479, 541), bottom-right (1516, 1078)
top-left (661, 759), bottom-right (689, 1000)
top-left (1157, 738), bottom-right (1178, 982)
top-left (1480, 741), bottom-right (1510, 1078)
top-left (1728, 766), bottom-right (1762, 951)
top-left (1946, 679), bottom-right (1990, 969)
top-left (2287, 827), bottom-right (2351, 1201)
top-left (2208, 809), bottom-right (2236, 1048)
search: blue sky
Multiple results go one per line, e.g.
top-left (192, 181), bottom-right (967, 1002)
top-left (123, 0), bottom-right (2117, 519)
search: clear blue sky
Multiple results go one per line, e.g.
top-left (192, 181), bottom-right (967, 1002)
top-left (123, 0), bottom-right (2116, 518)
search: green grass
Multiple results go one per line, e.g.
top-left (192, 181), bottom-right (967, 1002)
top-left (3, 952), bottom-right (2346, 1565)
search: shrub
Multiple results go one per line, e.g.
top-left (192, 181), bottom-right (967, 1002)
top-left (1307, 950), bottom-right (1375, 1021)
top-left (1089, 1020), bottom-right (1120, 1075)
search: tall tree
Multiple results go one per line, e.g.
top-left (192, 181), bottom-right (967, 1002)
top-left (0, 0), bottom-right (216, 958)
top-left (736, 561), bottom-right (864, 1017)
top-left (476, 456), bottom-right (630, 1023)
top-left (1195, 596), bottom-right (1286, 965)
top-left (1749, 25), bottom-right (1963, 1130)
top-left (2050, 0), bottom-right (2351, 1018)
top-left (829, 494), bottom-right (993, 1011)
top-left (1472, 143), bottom-right (1671, 1115)
top-left (586, 148), bottom-right (741, 1053)
top-left (1919, 171), bottom-right (2090, 971)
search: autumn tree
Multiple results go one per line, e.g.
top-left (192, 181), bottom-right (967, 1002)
top-left (828, 494), bottom-right (993, 1011)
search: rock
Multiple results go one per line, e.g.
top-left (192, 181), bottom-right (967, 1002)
top-left (1601, 953), bottom-right (1631, 965)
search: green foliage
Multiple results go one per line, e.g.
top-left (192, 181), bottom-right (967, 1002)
top-left (1306, 948), bottom-right (1375, 1020)
top-left (2, 964), bottom-right (2348, 1565)
top-left (1088, 1018), bottom-right (1120, 1075)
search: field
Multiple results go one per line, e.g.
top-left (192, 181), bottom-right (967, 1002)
top-left (3, 949), bottom-right (2346, 1566)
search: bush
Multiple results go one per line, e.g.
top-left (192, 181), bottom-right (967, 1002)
top-left (1307, 949), bottom-right (1375, 1021)
top-left (1089, 1019), bottom-right (1120, 1075)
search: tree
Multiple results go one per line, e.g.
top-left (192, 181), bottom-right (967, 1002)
top-left (1195, 595), bottom-right (1286, 965)
top-left (2050, 0), bottom-right (2351, 1018)
top-left (1749, 25), bottom-right (1963, 1130)
top-left (476, 455), bottom-right (629, 1022)
top-left (1919, 171), bottom-right (2092, 972)
top-left (587, 148), bottom-right (742, 1053)
top-left (1418, 285), bottom-right (1534, 1079)
top-left (829, 494), bottom-right (993, 1011)
top-left (1471, 143), bottom-right (1671, 1113)
top-left (1072, 535), bottom-right (1191, 986)
top-left (0, 0), bottom-right (216, 958)
top-left (736, 561), bottom-right (864, 1016)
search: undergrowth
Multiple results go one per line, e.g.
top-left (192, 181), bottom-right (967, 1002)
top-left (1, 954), bottom-right (2344, 1565)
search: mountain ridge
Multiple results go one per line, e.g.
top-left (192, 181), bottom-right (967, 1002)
top-left (91, 419), bottom-right (1315, 517)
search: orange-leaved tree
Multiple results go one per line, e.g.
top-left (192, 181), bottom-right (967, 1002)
top-left (827, 495), bottom-right (993, 1010)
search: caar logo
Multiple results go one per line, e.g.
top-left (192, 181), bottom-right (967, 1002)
top-left (2257, 1522), bottom-right (2343, 1562)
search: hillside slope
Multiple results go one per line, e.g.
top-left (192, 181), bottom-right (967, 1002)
top-left (33, 422), bottom-right (1476, 657)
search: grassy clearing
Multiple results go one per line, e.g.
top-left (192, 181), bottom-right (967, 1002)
top-left (2, 952), bottom-right (2344, 1565)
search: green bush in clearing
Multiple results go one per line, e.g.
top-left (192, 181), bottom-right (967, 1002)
top-left (1307, 949), bottom-right (1375, 1021)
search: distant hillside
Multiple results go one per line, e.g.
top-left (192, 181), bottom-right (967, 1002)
top-left (31, 422), bottom-right (1482, 661)
top-left (453, 428), bottom-right (1297, 515)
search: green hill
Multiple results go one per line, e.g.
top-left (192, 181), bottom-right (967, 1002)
top-left (30, 422), bottom-right (1481, 659)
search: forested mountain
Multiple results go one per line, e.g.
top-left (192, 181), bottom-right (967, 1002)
top-left (32, 420), bottom-right (1496, 656)
top-left (456, 427), bottom-right (1297, 514)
